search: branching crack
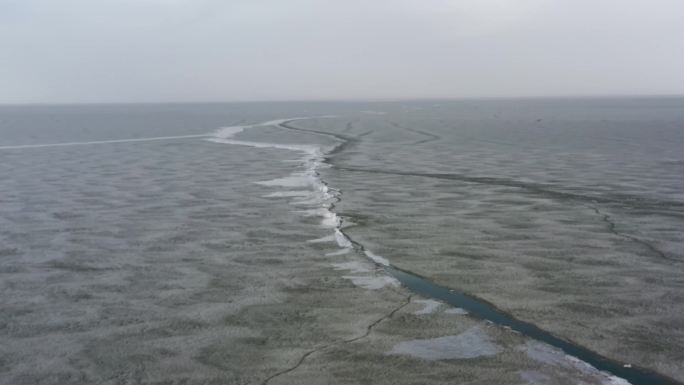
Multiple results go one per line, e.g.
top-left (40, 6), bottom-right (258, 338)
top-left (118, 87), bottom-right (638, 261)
top-left (388, 121), bottom-right (440, 145)
top-left (335, 166), bottom-right (684, 213)
top-left (590, 206), bottom-right (678, 263)
top-left (263, 118), bottom-right (683, 385)
top-left (261, 295), bottom-right (412, 385)
top-left (342, 295), bottom-right (412, 344)
top-left (259, 121), bottom-right (415, 385)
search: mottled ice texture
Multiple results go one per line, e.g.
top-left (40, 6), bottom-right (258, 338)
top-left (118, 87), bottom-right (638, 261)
top-left (2, 100), bottom-right (682, 385)
top-left (326, 100), bottom-right (684, 379)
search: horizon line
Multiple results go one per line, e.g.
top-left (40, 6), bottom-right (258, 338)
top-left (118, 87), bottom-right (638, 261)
top-left (1, 93), bottom-right (683, 107)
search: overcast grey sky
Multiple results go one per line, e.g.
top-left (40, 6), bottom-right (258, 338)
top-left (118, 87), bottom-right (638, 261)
top-left (1, 0), bottom-right (683, 103)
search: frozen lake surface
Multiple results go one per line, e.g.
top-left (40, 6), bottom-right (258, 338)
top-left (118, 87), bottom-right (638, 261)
top-left (1, 99), bottom-right (683, 384)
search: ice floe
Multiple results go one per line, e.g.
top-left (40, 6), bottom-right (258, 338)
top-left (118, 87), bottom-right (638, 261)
top-left (413, 299), bottom-right (442, 315)
top-left (364, 250), bottom-right (390, 266)
top-left (332, 261), bottom-right (373, 274)
top-left (208, 116), bottom-right (401, 293)
top-left (388, 326), bottom-right (502, 360)
top-left (342, 275), bottom-right (400, 290)
top-left (521, 341), bottom-right (632, 385)
top-left (444, 307), bottom-right (469, 315)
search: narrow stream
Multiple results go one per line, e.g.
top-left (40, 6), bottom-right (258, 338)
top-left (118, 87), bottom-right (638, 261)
top-left (277, 118), bottom-right (682, 385)
top-left (386, 266), bottom-right (680, 385)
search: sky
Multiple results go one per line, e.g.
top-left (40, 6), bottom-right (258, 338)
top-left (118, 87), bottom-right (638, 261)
top-left (1, 0), bottom-right (683, 103)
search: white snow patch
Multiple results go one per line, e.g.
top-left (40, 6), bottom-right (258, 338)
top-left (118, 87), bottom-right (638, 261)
top-left (208, 115), bottom-right (346, 232)
top-left (364, 250), bottom-right (390, 266)
top-left (307, 234), bottom-right (336, 244)
top-left (333, 229), bottom-right (352, 248)
top-left (342, 275), bottom-right (399, 290)
top-left (388, 326), bottom-right (502, 360)
top-left (444, 308), bottom-right (469, 315)
top-left (332, 261), bottom-right (373, 274)
top-left (211, 117), bottom-right (314, 140)
top-left (263, 191), bottom-right (311, 198)
top-left (521, 342), bottom-right (632, 385)
top-left (326, 248), bottom-right (351, 257)
top-left (212, 125), bottom-right (246, 139)
top-left (207, 137), bottom-right (320, 157)
top-left (605, 378), bottom-right (632, 385)
top-left (295, 207), bottom-right (340, 228)
top-left (413, 299), bottom-right (442, 315)
top-left (256, 175), bottom-right (314, 188)
top-left (320, 211), bottom-right (341, 228)
top-left (519, 370), bottom-right (552, 385)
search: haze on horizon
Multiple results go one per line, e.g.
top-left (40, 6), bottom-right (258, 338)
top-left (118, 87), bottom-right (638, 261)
top-left (1, 0), bottom-right (683, 104)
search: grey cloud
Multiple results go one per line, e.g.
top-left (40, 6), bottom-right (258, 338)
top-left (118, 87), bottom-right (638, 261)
top-left (1, 0), bottom-right (683, 103)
